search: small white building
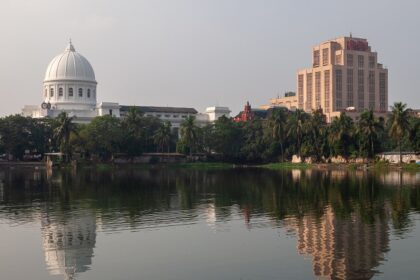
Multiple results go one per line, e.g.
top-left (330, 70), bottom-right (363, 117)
top-left (22, 41), bottom-right (230, 126)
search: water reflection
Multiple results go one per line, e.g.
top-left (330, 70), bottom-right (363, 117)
top-left (0, 167), bottom-right (419, 279)
top-left (284, 206), bottom-right (390, 279)
top-left (42, 209), bottom-right (96, 280)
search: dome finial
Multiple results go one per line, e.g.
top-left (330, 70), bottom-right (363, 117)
top-left (66, 39), bottom-right (75, 52)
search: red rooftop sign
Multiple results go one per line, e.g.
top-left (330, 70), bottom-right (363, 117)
top-left (346, 40), bottom-right (369, 51)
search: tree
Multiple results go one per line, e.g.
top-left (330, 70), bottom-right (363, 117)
top-left (302, 108), bottom-right (328, 161)
top-left (268, 108), bottom-right (288, 162)
top-left (408, 117), bottom-right (420, 152)
top-left (81, 115), bottom-right (123, 160)
top-left (0, 115), bottom-right (51, 160)
top-left (212, 116), bottom-right (242, 160)
top-left (180, 116), bottom-right (198, 155)
top-left (153, 121), bottom-right (172, 153)
top-left (53, 112), bottom-right (78, 160)
top-left (121, 107), bottom-right (144, 156)
top-left (357, 110), bottom-right (383, 158)
top-left (328, 112), bottom-right (354, 159)
top-left (286, 109), bottom-right (308, 157)
top-left (389, 102), bottom-right (410, 164)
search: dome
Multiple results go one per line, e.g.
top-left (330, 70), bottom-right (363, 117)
top-left (44, 41), bottom-right (96, 83)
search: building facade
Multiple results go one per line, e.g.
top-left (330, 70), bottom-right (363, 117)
top-left (297, 36), bottom-right (388, 122)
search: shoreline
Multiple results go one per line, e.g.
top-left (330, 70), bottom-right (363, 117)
top-left (0, 161), bottom-right (419, 172)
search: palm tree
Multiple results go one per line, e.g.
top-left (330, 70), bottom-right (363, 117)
top-left (328, 112), bottom-right (353, 160)
top-left (286, 109), bottom-right (307, 158)
top-left (303, 108), bottom-right (327, 162)
top-left (268, 108), bottom-right (287, 162)
top-left (389, 102), bottom-right (410, 164)
top-left (153, 121), bottom-right (172, 153)
top-left (54, 112), bottom-right (77, 161)
top-left (180, 116), bottom-right (198, 155)
top-left (358, 110), bottom-right (382, 158)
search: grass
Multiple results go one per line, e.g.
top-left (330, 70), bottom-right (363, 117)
top-left (258, 162), bottom-right (311, 170)
top-left (402, 163), bottom-right (420, 171)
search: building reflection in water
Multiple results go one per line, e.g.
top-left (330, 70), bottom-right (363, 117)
top-left (284, 205), bottom-right (390, 280)
top-left (41, 209), bottom-right (96, 280)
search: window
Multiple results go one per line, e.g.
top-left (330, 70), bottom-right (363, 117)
top-left (322, 48), bottom-right (329, 66)
top-left (69, 88), bottom-right (73, 97)
top-left (109, 109), bottom-right (113, 116)
top-left (335, 70), bottom-right (342, 110)
top-left (87, 89), bottom-right (91, 98)
top-left (368, 71), bottom-right (375, 109)
top-left (44, 88), bottom-right (48, 97)
top-left (315, 72), bottom-right (321, 109)
top-left (298, 74), bottom-right (304, 109)
top-left (324, 70), bottom-right (330, 112)
top-left (358, 69), bottom-right (364, 110)
top-left (347, 54), bottom-right (353, 67)
top-left (347, 69), bottom-right (353, 107)
top-left (157, 114), bottom-right (161, 118)
top-left (50, 88), bottom-right (54, 97)
top-left (182, 115), bottom-right (187, 118)
top-left (306, 73), bottom-right (313, 111)
top-left (78, 88), bottom-right (83, 97)
top-left (369, 56), bottom-right (375, 68)
top-left (379, 73), bottom-right (387, 112)
top-left (313, 50), bottom-right (320, 67)
top-left (173, 115), bottom-right (178, 118)
top-left (164, 114), bottom-right (170, 118)
top-left (59, 88), bottom-right (63, 97)
top-left (358, 55), bottom-right (364, 68)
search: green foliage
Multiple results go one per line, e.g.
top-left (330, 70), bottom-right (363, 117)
top-left (180, 116), bottom-right (198, 155)
top-left (153, 121), bottom-right (172, 153)
top-left (389, 102), bottom-right (411, 163)
top-left (0, 115), bottom-right (52, 160)
top-left (79, 115), bottom-right (123, 160)
top-left (1, 101), bottom-right (419, 164)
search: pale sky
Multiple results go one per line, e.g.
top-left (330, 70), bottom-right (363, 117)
top-left (0, 0), bottom-right (419, 116)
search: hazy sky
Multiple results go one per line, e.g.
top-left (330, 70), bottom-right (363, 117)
top-left (1, 0), bottom-right (419, 116)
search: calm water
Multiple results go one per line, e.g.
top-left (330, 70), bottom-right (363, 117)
top-left (0, 167), bottom-right (420, 280)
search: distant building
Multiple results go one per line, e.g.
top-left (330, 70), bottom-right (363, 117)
top-left (119, 105), bottom-right (230, 129)
top-left (408, 109), bottom-right (420, 118)
top-left (234, 101), bottom-right (270, 122)
top-left (260, 91), bottom-right (298, 110)
top-left (297, 36), bottom-right (388, 122)
top-left (22, 41), bottom-right (230, 127)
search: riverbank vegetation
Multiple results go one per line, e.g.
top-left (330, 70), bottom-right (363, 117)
top-left (1, 102), bottom-right (420, 165)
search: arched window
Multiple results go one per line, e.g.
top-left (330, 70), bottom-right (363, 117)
top-left (78, 88), bottom-right (83, 97)
top-left (69, 88), bottom-right (73, 97)
top-left (87, 89), bottom-right (91, 98)
top-left (59, 88), bottom-right (63, 97)
top-left (50, 88), bottom-right (54, 97)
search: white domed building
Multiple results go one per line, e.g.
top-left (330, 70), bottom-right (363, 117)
top-left (22, 41), bottom-right (120, 123)
top-left (23, 41), bottom-right (230, 126)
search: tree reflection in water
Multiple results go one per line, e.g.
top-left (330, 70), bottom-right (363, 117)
top-left (0, 167), bottom-right (419, 279)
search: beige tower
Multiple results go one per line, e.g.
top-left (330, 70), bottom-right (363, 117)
top-left (297, 36), bottom-right (388, 122)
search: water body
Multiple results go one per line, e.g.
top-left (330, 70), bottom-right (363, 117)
top-left (0, 167), bottom-right (419, 280)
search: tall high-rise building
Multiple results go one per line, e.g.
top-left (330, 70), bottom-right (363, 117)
top-left (297, 36), bottom-right (388, 122)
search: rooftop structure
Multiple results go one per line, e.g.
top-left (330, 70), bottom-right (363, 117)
top-left (260, 91), bottom-right (298, 110)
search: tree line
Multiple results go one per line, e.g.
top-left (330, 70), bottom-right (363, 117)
top-left (0, 102), bottom-right (419, 163)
